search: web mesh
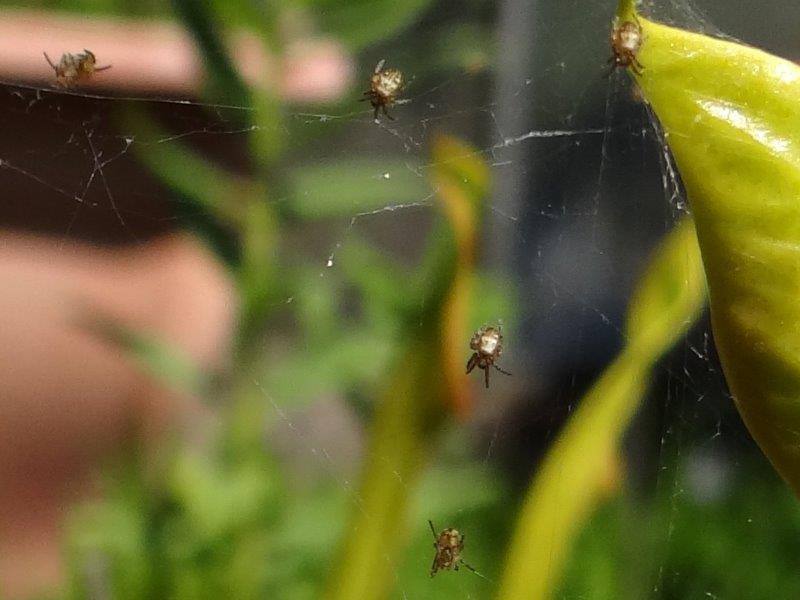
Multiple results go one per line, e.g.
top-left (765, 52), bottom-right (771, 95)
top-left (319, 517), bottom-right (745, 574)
top-left (1, 0), bottom-right (800, 598)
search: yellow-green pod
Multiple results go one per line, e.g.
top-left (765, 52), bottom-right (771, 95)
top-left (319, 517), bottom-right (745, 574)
top-left (617, 1), bottom-right (800, 495)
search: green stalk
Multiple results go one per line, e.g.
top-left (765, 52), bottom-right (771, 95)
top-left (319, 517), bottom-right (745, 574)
top-left (323, 340), bottom-right (444, 600)
top-left (617, 0), bottom-right (635, 19)
top-left (323, 135), bottom-right (488, 600)
top-left (171, 0), bottom-right (251, 107)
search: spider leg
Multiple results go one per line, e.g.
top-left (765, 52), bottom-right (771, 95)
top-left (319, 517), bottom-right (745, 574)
top-left (484, 365), bottom-right (490, 389)
top-left (94, 64), bottom-right (113, 72)
top-left (603, 59), bottom-right (618, 79)
top-left (466, 353), bottom-right (478, 374)
top-left (430, 557), bottom-right (439, 578)
top-left (493, 364), bottom-right (513, 377)
top-left (373, 104), bottom-right (380, 121)
top-left (382, 104), bottom-right (395, 121)
top-left (43, 52), bottom-right (56, 69)
top-left (428, 520), bottom-right (437, 539)
top-left (631, 57), bottom-right (644, 75)
top-left (458, 560), bottom-right (480, 575)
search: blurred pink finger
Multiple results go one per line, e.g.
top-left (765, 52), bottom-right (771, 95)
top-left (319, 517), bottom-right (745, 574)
top-left (0, 7), bottom-right (354, 101)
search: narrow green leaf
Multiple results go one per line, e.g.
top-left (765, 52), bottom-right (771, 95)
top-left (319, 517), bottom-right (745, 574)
top-left (337, 237), bottom-right (410, 316)
top-left (286, 160), bottom-right (429, 220)
top-left (119, 105), bottom-right (261, 230)
top-left (496, 219), bottom-right (706, 600)
top-left (171, 0), bottom-right (251, 106)
top-left (85, 319), bottom-right (207, 397)
top-left (433, 134), bottom-right (490, 418)
top-left (311, 0), bottom-right (435, 50)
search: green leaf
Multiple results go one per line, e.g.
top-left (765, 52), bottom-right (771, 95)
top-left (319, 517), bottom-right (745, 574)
top-left (66, 500), bottom-right (151, 600)
top-left (432, 134), bottom-right (491, 418)
top-left (337, 237), bottom-right (410, 317)
top-left (172, 0), bottom-right (251, 106)
top-left (618, 3), bottom-right (800, 497)
top-left (321, 339), bottom-right (444, 600)
top-left (496, 219), bottom-right (706, 600)
top-left (286, 160), bottom-right (429, 220)
top-left (158, 451), bottom-right (279, 598)
top-left (238, 197), bottom-right (279, 345)
top-left (310, 0), bottom-right (435, 50)
top-left (119, 105), bottom-right (262, 231)
top-left (84, 319), bottom-right (208, 397)
top-left (261, 328), bottom-right (395, 403)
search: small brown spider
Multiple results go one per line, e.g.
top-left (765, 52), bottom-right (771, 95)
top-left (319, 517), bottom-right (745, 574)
top-left (44, 49), bottom-right (111, 88)
top-left (428, 521), bottom-right (478, 577)
top-left (609, 20), bottom-right (643, 75)
top-left (361, 59), bottom-right (404, 121)
top-left (466, 325), bottom-right (512, 389)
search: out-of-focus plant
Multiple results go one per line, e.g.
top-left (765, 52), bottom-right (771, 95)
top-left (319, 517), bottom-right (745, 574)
top-left (503, 1), bottom-right (800, 597)
top-left (323, 134), bottom-right (490, 600)
top-left (306, 0), bottom-right (434, 51)
top-left (562, 465), bottom-right (800, 599)
top-left (616, 0), bottom-right (800, 498)
top-left (67, 130), bottom-right (500, 598)
top-left (435, 135), bottom-right (489, 419)
top-left (0, 0), bottom-right (493, 598)
top-left (60, 0), bottom-right (800, 596)
top-left (64, 0), bottom-right (506, 588)
top-left (496, 218), bottom-right (707, 600)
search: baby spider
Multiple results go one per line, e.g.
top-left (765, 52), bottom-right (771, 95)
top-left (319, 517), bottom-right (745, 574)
top-left (361, 59), bottom-right (404, 121)
top-left (609, 20), bottom-right (643, 75)
top-left (466, 325), bottom-right (512, 389)
top-left (428, 521), bottom-right (478, 577)
top-left (44, 49), bottom-right (111, 88)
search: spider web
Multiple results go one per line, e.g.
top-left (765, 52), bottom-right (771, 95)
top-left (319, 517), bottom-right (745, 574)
top-left (2, 0), bottom-right (800, 598)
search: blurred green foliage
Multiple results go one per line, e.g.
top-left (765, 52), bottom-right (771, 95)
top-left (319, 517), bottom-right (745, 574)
top-left (307, 0), bottom-right (434, 50)
top-left (9, 0), bottom-right (796, 598)
top-left (57, 1), bottom-right (510, 597)
top-left (562, 464), bottom-right (800, 599)
top-left (323, 134), bottom-right (492, 600)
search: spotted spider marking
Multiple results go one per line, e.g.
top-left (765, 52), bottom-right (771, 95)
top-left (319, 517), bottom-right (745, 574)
top-left (44, 49), bottom-right (112, 88)
top-left (466, 325), bottom-right (512, 388)
top-left (361, 59), bottom-right (405, 121)
top-left (609, 20), bottom-right (644, 76)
